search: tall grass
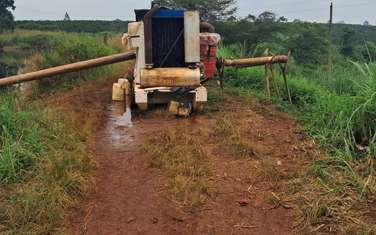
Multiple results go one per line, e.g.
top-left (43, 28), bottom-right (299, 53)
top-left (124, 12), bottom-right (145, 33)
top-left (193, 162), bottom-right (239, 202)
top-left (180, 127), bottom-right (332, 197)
top-left (0, 96), bottom-right (93, 234)
top-left (0, 30), bottom-right (124, 233)
top-left (1, 29), bottom-right (122, 93)
top-left (219, 46), bottom-right (376, 232)
top-left (222, 47), bottom-right (376, 159)
top-left (37, 33), bottom-right (117, 91)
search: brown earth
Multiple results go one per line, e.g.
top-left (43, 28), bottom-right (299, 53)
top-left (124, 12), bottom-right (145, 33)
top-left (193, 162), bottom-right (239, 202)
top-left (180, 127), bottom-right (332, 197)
top-left (45, 77), bottom-right (317, 235)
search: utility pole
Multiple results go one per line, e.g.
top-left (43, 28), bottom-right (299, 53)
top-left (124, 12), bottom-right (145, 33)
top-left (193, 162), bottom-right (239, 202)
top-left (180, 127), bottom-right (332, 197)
top-left (328, 1), bottom-right (333, 72)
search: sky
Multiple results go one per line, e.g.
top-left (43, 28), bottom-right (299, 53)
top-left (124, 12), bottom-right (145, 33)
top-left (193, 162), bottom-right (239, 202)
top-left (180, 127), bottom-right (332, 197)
top-left (13, 0), bottom-right (376, 25)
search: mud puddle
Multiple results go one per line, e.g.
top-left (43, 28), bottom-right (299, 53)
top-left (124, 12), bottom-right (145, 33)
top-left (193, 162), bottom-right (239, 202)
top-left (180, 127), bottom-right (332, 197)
top-left (105, 102), bottom-right (135, 146)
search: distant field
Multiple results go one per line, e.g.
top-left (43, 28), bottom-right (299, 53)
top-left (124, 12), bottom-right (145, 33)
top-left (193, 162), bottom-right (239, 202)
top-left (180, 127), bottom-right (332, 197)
top-left (16, 20), bottom-right (129, 33)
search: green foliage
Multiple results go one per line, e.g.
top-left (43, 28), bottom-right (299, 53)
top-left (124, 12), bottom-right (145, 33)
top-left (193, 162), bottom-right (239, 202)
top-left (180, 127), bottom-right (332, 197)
top-left (0, 30), bottom-right (118, 90)
top-left (43, 34), bottom-right (114, 66)
top-left (215, 18), bottom-right (376, 69)
top-left (214, 20), bottom-right (286, 56)
top-left (0, 29), bottom-right (123, 233)
top-left (222, 45), bottom-right (376, 159)
top-left (161, 0), bottom-right (237, 21)
top-left (0, 96), bottom-right (92, 233)
top-left (0, 0), bottom-right (15, 32)
top-left (37, 34), bottom-right (116, 91)
top-left (287, 25), bottom-right (330, 68)
top-left (0, 30), bottom-right (60, 51)
top-left (16, 20), bottom-right (129, 33)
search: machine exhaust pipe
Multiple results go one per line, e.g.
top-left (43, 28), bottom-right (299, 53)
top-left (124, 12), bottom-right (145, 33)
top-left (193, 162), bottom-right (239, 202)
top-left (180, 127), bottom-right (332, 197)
top-left (0, 51), bottom-right (136, 87)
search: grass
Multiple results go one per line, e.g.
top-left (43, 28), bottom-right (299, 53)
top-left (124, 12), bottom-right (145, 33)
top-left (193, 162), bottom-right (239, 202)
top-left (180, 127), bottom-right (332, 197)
top-left (219, 46), bottom-right (376, 233)
top-left (214, 114), bottom-right (259, 158)
top-left (144, 127), bottom-right (211, 208)
top-left (0, 96), bottom-right (93, 234)
top-left (0, 29), bottom-right (125, 234)
top-left (1, 29), bottom-right (123, 95)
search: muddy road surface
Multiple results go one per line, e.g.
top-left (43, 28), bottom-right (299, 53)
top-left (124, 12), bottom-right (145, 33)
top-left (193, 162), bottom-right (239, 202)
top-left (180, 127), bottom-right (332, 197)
top-left (46, 78), bottom-right (315, 234)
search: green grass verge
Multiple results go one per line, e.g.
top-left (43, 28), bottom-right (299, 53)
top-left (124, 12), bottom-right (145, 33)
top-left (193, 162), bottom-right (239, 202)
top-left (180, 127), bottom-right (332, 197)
top-left (219, 47), bottom-right (376, 233)
top-left (0, 96), bottom-right (93, 234)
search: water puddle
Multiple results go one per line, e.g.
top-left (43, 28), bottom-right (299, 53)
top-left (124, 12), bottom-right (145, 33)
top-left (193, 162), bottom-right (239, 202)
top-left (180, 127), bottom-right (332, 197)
top-left (110, 102), bottom-right (134, 128)
top-left (103, 102), bottom-right (136, 148)
top-left (117, 108), bottom-right (133, 127)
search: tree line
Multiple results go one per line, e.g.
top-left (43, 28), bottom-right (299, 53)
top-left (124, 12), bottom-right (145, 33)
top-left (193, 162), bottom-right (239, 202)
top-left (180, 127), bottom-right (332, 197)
top-left (2, 0), bottom-right (376, 68)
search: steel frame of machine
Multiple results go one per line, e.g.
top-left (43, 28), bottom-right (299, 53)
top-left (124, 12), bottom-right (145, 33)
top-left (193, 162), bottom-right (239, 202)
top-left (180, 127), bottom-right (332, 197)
top-left (123, 5), bottom-right (208, 112)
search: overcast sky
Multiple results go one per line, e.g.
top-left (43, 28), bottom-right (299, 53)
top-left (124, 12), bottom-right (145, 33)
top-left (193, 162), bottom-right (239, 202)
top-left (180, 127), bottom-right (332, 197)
top-left (13, 0), bottom-right (375, 25)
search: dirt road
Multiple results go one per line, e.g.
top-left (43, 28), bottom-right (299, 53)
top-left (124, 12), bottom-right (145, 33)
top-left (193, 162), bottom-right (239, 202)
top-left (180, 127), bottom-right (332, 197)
top-left (48, 78), bottom-right (315, 234)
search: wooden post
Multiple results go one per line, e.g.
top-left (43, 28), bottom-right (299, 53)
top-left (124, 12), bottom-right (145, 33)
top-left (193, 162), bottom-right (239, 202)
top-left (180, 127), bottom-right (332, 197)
top-left (328, 2), bottom-right (333, 72)
top-left (0, 52), bottom-right (136, 87)
top-left (270, 64), bottom-right (281, 98)
top-left (280, 64), bottom-right (292, 104)
top-left (263, 49), bottom-right (271, 98)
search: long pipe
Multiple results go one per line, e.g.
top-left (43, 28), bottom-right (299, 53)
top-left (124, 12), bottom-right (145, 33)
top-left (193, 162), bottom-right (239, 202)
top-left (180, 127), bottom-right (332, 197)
top-left (224, 55), bottom-right (289, 68)
top-left (0, 51), bottom-right (136, 87)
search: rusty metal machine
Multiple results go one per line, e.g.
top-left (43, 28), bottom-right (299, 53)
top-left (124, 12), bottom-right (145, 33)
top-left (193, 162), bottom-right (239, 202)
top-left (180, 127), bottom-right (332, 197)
top-left (0, 1), bottom-right (290, 115)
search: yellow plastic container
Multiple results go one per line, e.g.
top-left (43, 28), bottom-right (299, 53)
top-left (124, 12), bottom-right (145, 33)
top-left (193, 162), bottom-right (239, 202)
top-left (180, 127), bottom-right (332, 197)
top-left (112, 83), bottom-right (125, 101)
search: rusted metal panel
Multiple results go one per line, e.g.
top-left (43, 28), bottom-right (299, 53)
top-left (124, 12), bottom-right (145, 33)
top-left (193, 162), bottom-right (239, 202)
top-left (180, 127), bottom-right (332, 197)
top-left (184, 11), bottom-right (200, 63)
top-left (144, 5), bottom-right (160, 67)
top-left (140, 68), bottom-right (200, 88)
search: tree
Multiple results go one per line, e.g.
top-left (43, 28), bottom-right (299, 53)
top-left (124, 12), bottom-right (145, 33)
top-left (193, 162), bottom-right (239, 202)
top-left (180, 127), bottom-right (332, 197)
top-left (244, 14), bottom-right (256, 22)
top-left (339, 27), bottom-right (359, 58)
top-left (160, 0), bottom-right (238, 21)
top-left (363, 21), bottom-right (370, 26)
top-left (257, 11), bottom-right (277, 22)
top-left (0, 0), bottom-right (16, 32)
top-left (288, 26), bottom-right (330, 68)
top-left (278, 16), bottom-right (288, 23)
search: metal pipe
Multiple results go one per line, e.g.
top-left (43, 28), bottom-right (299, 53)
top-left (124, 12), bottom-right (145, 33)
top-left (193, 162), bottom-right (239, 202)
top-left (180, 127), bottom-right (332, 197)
top-left (224, 55), bottom-right (289, 68)
top-left (144, 4), bottom-right (160, 67)
top-left (200, 22), bottom-right (215, 33)
top-left (0, 52), bottom-right (136, 87)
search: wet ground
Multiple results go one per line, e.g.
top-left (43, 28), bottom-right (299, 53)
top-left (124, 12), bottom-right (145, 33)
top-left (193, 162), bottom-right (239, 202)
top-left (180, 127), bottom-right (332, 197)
top-left (43, 77), bottom-right (315, 234)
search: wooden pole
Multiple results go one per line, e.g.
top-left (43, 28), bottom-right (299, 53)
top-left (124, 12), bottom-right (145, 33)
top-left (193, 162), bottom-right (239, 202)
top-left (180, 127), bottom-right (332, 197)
top-left (263, 49), bottom-right (271, 98)
top-left (0, 52), bottom-right (136, 87)
top-left (270, 64), bottom-right (281, 98)
top-left (328, 2), bottom-right (333, 72)
top-left (280, 64), bottom-right (292, 104)
top-left (224, 55), bottom-right (289, 67)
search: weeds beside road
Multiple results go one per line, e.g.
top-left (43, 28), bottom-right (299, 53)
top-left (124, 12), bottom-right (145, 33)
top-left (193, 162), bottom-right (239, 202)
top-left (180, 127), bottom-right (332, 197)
top-left (221, 52), bottom-right (376, 233)
top-left (0, 30), bottom-right (125, 234)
